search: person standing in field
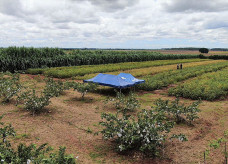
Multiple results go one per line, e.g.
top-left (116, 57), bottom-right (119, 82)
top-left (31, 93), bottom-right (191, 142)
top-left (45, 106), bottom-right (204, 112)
top-left (180, 63), bottom-right (182, 69)
top-left (177, 64), bottom-right (179, 69)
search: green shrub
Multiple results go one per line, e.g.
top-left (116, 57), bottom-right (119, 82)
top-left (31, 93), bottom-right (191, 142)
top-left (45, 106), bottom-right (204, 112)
top-left (0, 72), bottom-right (22, 103)
top-left (65, 82), bottom-right (97, 99)
top-left (0, 116), bottom-right (76, 164)
top-left (17, 89), bottom-right (51, 116)
top-left (99, 110), bottom-right (187, 156)
top-left (44, 78), bottom-right (65, 97)
top-left (153, 98), bottom-right (201, 125)
top-left (105, 91), bottom-right (140, 114)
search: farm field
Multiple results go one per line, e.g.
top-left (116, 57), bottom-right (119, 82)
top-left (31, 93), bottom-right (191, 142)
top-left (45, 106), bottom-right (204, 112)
top-left (0, 49), bottom-right (228, 163)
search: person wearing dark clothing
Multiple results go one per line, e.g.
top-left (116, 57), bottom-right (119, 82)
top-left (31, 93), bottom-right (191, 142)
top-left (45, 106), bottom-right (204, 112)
top-left (180, 63), bottom-right (182, 69)
top-left (177, 64), bottom-right (179, 69)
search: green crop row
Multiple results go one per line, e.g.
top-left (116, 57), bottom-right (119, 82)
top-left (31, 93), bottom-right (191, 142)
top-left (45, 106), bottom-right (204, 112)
top-left (0, 47), bottom-right (200, 72)
top-left (137, 61), bottom-right (228, 91)
top-left (27, 59), bottom-right (209, 78)
top-left (168, 67), bottom-right (228, 100)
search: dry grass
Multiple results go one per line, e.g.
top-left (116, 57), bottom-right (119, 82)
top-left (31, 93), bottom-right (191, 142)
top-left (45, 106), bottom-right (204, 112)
top-left (0, 73), bottom-right (227, 164)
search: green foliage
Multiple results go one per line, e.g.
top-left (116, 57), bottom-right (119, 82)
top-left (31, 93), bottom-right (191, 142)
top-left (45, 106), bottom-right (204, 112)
top-left (199, 48), bottom-right (209, 53)
top-left (0, 72), bottom-right (21, 103)
top-left (0, 116), bottom-right (76, 164)
top-left (105, 91), bottom-right (140, 113)
top-left (99, 110), bottom-right (187, 156)
top-left (168, 67), bottom-right (228, 100)
top-left (65, 82), bottom-right (97, 99)
top-left (204, 130), bottom-right (228, 163)
top-left (27, 59), bottom-right (206, 78)
top-left (138, 61), bottom-right (228, 91)
top-left (17, 89), bottom-right (51, 116)
top-left (0, 47), bottom-right (200, 72)
top-left (44, 78), bottom-right (65, 97)
top-left (152, 98), bottom-right (201, 124)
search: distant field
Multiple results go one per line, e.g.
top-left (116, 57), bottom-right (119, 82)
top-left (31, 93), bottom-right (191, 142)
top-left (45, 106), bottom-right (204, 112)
top-left (153, 50), bottom-right (228, 55)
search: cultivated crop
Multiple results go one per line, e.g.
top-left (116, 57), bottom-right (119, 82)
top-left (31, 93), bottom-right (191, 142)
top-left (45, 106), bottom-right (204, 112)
top-left (0, 115), bottom-right (76, 164)
top-left (138, 61), bottom-right (228, 91)
top-left (168, 67), bottom-right (228, 100)
top-left (0, 72), bottom-right (21, 103)
top-left (99, 110), bottom-right (187, 156)
top-left (27, 59), bottom-right (207, 78)
top-left (152, 98), bottom-right (201, 125)
top-left (0, 47), bottom-right (200, 72)
top-left (104, 91), bottom-right (140, 114)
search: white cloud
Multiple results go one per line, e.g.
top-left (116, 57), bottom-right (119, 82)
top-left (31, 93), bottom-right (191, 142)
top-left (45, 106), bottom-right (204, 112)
top-left (0, 0), bottom-right (228, 48)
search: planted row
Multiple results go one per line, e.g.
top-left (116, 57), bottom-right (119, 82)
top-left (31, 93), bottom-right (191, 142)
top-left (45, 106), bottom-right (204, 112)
top-left (27, 59), bottom-right (208, 78)
top-left (0, 47), bottom-right (200, 72)
top-left (168, 67), bottom-right (228, 100)
top-left (0, 72), bottom-right (97, 115)
top-left (137, 61), bottom-right (228, 91)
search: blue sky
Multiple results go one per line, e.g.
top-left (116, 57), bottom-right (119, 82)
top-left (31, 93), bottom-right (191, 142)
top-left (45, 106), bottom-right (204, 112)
top-left (1, 0), bottom-right (228, 49)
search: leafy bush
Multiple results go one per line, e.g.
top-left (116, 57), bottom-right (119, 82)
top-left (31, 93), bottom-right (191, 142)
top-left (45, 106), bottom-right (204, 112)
top-left (153, 98), bottom-right (201, 125)
top-left (0, 72), bottom-right (21, 103)
top-left (105, 91), bottom-right (140, 113)
top-left (17, 89), bottom-right (51, 116)
top-left (99, 110), bottom-right (187, 156)
top-left (0, 116), bottom-right (76, 164)
top-left (44, 78), bottom-right (65, 97)
top-left (65, 82), bottom-right (97, 99)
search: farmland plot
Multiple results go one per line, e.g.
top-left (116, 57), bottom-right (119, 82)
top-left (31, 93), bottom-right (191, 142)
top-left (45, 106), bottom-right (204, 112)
top-left (168, 67), bottom-right (228, 100)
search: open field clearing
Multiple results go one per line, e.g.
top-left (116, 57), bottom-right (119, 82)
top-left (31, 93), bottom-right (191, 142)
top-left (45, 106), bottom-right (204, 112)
top-left (168, 67), bottom-right (228, 100)
top-left (27, 58), bottom-right (208, 78)
top-left (0, 73), bottom-right (227, 164)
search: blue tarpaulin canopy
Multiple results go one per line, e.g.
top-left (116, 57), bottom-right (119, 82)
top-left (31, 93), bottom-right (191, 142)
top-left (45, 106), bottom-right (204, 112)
top-left (83, 73), bottom-right (145, 89)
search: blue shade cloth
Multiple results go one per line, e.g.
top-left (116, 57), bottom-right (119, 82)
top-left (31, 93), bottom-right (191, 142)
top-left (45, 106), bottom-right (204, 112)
top-left (83, 73), bottom-right (145, 89)
top-left (117, 73), bottom-right (145, 84)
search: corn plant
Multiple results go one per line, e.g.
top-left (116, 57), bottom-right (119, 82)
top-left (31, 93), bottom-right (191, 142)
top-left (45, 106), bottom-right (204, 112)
top-left (0, 47), bottom-right (199, 73)
top-left (0, 72), bottom-right (21, 103)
